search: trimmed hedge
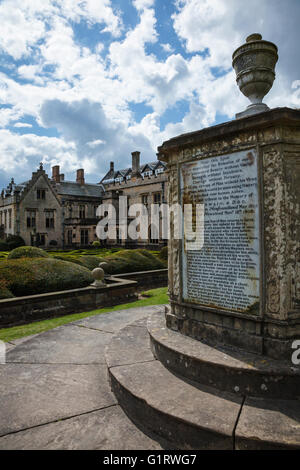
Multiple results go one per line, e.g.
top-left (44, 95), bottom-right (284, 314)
top-left (0, 240), bottom-right (8, 251)
top-left (158, 246), bottom-right (168, 261)
top-left (8, 246), bottom-right (50, 259)
top-left (0, 235), bottom-right (25, 251)
top-left (79, 255), bottom-right (101, 270)
top-left (0, 258), bottom-right (93, 296)
top-left (6, 235), bottom-right (25, 250)
top-left (0, 279), bottom-right (14, 299)
top-left (100, 249), bottom-right (166, 275)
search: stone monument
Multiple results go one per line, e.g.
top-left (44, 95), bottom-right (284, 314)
top-left (158, 34), bottom-right (300, 361)
top-left (107, 34), bottom-right (300, 450)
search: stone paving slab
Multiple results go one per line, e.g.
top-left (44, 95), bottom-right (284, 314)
top-left (4, 335), bottom-right (39, 352)
top-left (72, 305), bottom-right (165, 333)
top-left (235, 396), bottom-right (300, 449)
top-left (0, 364), bottom-right (117, 436)
top-left (7, 324), bottom-right (112, 364)
top-left (0, 406), bottom-right (165, 450)
top-left (105, 321), bottom-right (155, 368)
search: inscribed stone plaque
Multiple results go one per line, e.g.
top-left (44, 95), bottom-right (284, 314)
top-left (180, 149), bottom-right (260, 314)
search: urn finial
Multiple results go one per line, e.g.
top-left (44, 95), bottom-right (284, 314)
top-left (232, 34), bottom-right (278, 118)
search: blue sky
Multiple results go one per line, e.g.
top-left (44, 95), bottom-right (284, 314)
top-left (0, 0), bottom-right (299, 188)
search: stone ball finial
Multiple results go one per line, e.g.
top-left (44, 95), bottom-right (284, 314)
top-left (91, 261), bottom-right (109, 287)
top-left (232, 34), bottom-right (278, 118)
top-left (91, 266), bottom-right (105, 287)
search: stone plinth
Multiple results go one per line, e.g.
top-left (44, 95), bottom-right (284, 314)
top-left (158, 107), bottom-right (300, 360)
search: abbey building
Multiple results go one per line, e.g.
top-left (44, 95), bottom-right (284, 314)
top-left (0, 151), bottom-right (167, 249)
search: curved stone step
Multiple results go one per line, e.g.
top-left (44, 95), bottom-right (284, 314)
top-left (147, 311), bottom-right (300, 399)
top-left (235, 396), bottom-right (300, 450)
top-left (105, 319), bottom-right (243, 449)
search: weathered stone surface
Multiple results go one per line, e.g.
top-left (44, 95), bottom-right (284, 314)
top-left (7, 324), bottom-right (112, 364)
top-left (109, 334), bottom-right (243, 452)
top-left (105, 321), bottom-right (155, 368)
top-left (0, 364), bottom-right (116, 436)
top-left (148, 311), bottom-right (300, 399)
top-left (0, 279), bottom-right (138, 328)
top-left (72, 305), bottom-right (165, 333)
top-left (158, 107), bottom-right (300, 359)
top-left (235, 397), bottom-right (300, 449)
top-left (0, 406), bottom-right (165, 450)
top-left (110, 360), bottom-right (242, 450)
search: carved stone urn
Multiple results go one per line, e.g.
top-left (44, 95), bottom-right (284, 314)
top-left (232, 33), bottom-right (278, 118)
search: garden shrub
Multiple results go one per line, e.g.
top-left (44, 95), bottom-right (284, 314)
top-left (6, 235), bottom-right (25, 250)
top-left (0, 258), bottom-right (93, 296)
top-left (8, 246), bottom-right (50, 259)
top-left (0, 240), bottom-right (9, 251)
top-left (102, 249), bottom-right (165, 275)
top-left (0, 279), bottom-right (14, 299)
top-left (158, 246), bottom-right (168, 261)
top-left (78, 255), bottom-right (101, 270)
top-left (92, 240), bottom-right (101, 247)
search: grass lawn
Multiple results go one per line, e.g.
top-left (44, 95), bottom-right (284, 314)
top-left (0, 287), bottom-right (168, 343)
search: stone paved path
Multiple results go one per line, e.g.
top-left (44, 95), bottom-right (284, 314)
top-left (0, 305), bottom-right (167, 450)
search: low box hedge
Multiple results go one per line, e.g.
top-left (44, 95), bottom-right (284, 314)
top-left (8, 246), bottom-right (50, 259)
top-left (0, 258), bottom-right (93, 296)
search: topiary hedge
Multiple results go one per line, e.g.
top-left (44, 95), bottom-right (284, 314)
top-left (101, 249), bottom-right (166, 275)
top-left (0, 279), bottom-right (14, 299)
top-left (8, 246), bottom-right (50, 259)
top-left (6, 235), bottom-right (25, 250)
top-left (0, 258), bottom-right (93, 296)
top-left (78, 255), bottom-right (102, 270)
top-left (0, 240), bottom-right (9, 251)
top-left (158, 245), bottom-right (168, 261)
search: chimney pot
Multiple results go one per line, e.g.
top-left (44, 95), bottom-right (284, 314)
top-left (76, 169), bottom-right (85, 185)
top-left (131, 151), bottom-right (141, 177)
top-left (52, 165), bottom-right (60, 183)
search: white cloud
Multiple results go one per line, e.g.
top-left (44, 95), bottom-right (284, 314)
top-left (133, 0), bottom-right (155, 11)
top-left (13, 122), bottom-right (33, 128)
top-left (0, 129), bottom-right (77, 176)
top-left (0, 0), bottom-right (123, 62)
top-left (0, 107), bottom-right (23, 127)
top-left (161, 43), bottom-right (175, 53)
top-left (0, 1), bottom-right (46, 60)
top-left (87, 139), bottom-right (106, 147)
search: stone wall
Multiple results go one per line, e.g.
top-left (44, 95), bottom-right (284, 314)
top-left (0, 277), bottom-right (137, 328)
top-left (0, 269), bottom-right (167, 328)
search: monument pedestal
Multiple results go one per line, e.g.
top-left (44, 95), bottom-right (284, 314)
top-left (158, 107), bottom-right (300, 360)
top-left (106, 107), bottom-right (300, 449)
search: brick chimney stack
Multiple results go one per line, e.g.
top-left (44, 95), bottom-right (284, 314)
top-left (52, 165), bottom-right (60, 183)
top-left (76, 169), bottom-right (85, 185)
top-left (131, 151), bottom-right (141, 177)
top-left (110, 161), bottom-right (114, 174)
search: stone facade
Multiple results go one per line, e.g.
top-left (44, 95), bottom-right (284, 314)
top-left (0, 151), bottom-right (168, 249)
top-left (0, 163), bottom-right (103, 249)
top-left (100, 151), bottom-right (168, 249)
top-left (158, 107), bottom-right (300, 360)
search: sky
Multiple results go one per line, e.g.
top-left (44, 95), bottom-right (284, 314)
top-left (0, 0), bottom-right (299, 188)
